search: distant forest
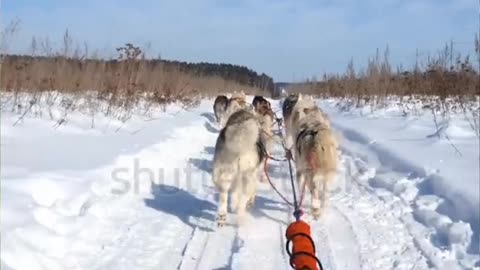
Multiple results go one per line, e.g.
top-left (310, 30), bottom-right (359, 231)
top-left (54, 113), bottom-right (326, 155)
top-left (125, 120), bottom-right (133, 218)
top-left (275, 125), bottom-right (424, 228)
top-left (164, 60), bottom-right (275, 92)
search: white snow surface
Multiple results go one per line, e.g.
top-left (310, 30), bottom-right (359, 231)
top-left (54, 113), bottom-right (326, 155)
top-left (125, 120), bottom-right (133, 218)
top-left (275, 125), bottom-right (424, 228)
top-left (1, 94), bottom-right (479, 270)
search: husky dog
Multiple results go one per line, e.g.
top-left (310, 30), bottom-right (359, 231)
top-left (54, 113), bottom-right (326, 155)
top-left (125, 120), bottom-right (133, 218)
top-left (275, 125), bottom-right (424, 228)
top-left (220, 91), bottom-right (250, 127)
top-left (282, 94), bottom-right (299, 121)
top-left (283, 94), bottom-right (331, 148)
top-left (282, 94), bottom-right (300, 148)
top-left (293, 100), bottom-right (331, 129)
top-left (290, 98), bottom-right (337, 219)
top-left (252, 95), bottom-right (271, 112)
top-left (213, 95), bottom-right (229, 123)
top-left (255, 102), bottom-right (275, 155)
top-left (212, 109), bottom-right (265, 226)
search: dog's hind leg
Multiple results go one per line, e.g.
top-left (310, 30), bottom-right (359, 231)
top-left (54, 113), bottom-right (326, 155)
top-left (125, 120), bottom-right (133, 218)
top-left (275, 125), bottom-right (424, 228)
top-left (246, 170), bottom-right (259, 209)
top-left (297, 169), bottom-right (322, 218)
top-left (216, 185), bottom-right (230, 227)
top-left (213, 169), bottom-right (233, 227)
top-left (319, 171), bottom-right (335, 216)
top-left (310, 174), bottom-right (322, 219)
top-left (230, 177), bottom-right (241, 213)
top-left (236, 169), bottom-right (257, 225)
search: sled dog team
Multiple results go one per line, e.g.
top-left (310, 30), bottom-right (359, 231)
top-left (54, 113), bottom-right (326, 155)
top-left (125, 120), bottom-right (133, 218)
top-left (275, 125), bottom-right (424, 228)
top-left (212, 91), bottom-right (338, 226)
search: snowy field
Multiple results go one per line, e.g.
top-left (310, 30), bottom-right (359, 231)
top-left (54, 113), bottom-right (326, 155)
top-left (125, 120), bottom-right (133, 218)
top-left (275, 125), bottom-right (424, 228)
top-left (1, 93), bottom-right (479, 270)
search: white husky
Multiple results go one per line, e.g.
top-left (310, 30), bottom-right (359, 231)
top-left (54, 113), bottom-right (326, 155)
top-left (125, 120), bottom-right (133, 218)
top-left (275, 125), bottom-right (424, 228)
top-left (288, 95), bottom-right (337, 219)
top-left (212, 109), bottom-right (264, 226)
top-left (283, 94), bottom-right (330, 149)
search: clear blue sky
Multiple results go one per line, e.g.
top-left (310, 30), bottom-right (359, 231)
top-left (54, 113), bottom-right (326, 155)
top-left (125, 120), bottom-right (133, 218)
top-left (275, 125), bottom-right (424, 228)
top-left (2, 0), bottom-right (478, 81)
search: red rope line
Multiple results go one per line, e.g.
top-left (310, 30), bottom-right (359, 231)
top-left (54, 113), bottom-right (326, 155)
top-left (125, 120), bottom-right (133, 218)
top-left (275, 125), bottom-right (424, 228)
top-left (263, 156), bottom-right (294, 207)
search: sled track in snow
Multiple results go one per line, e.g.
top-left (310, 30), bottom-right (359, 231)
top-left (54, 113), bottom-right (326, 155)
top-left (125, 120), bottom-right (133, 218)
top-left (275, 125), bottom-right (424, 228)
top-left (177, 223), bottom-right (237, 270)
top-left (308, 153), bottom-right (429, 270)
top-left (167, 109), bottom-right (431, 270)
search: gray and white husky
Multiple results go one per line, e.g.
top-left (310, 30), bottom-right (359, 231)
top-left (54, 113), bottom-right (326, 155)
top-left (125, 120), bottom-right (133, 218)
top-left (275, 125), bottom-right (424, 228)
top-left (213, 95), bottom-right (229, 123)
top-left (219, 91), bottom-right (251, 128)
top-left (255, 101), bottom-right (275, 155)
top-left (212, 109), bottom-right (265, 226)
top-left (282, 94), bottom-right (299, 148)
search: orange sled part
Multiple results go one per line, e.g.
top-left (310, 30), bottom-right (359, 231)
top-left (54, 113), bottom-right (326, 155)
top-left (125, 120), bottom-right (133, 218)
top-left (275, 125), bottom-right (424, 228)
top-left (285, 220), bottom-right (322, 270)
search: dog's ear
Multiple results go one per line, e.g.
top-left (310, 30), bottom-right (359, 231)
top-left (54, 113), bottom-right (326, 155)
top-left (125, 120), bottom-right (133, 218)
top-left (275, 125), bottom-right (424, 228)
top-left (298, 93), bottom-right (303, 101)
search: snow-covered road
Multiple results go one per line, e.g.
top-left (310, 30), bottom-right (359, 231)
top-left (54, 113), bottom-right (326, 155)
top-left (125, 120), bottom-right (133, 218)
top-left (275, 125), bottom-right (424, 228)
top-left (1, 96), bottom-right (478, 270)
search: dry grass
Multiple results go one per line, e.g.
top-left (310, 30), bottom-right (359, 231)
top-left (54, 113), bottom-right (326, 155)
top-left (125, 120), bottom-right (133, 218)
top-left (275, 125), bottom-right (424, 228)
top-left (0, 27), bottom-right (272, 114)
top-left (1, 54), bottom-right (269, 104)
top-left (286, 43), bottom-right (479, 104)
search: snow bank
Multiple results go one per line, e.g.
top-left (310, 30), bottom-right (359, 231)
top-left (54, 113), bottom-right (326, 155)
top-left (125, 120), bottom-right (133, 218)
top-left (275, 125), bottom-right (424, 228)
top-left (1, 93), bottom-right (215, 269)
top-left (320, 97), bottom-right (479, 258)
